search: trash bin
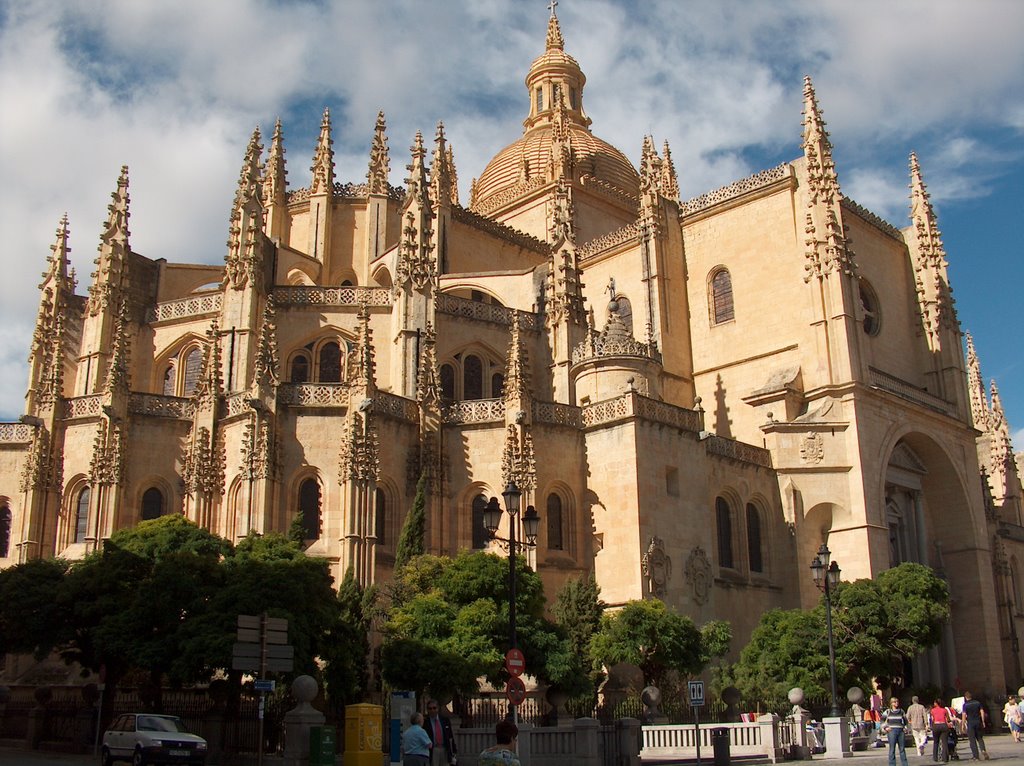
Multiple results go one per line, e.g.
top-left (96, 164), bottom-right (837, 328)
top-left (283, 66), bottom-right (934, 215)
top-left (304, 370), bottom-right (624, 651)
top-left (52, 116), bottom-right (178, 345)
top-left (344, 703), bottom-right (383, 766)
top-left (712, 726), bottom-right (731, 766)
top-left (309, 725), bottom-right (336, 766)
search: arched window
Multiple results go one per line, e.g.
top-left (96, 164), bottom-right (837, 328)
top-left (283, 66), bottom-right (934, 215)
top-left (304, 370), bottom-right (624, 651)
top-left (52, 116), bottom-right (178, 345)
top-left (319, 342), bottom-right (342, 383)
top-left (715, 496), bottom-right (733, 568)
top-left (710, 269), bottom-right (735, 325)
top-left (547, 494), bottom-right (564, 551)
top-left (141, 487), bottom-right (164, 521)
top-left (471, 494), bottom-right (489, 549)
top-left (440, 364), bottom-right (456, 401)
top-left (341, 280), bottom-right (354, 286)
top-left (299, 479), bottom-right (321, 540)
top-left (162, 365), bottom-right (175, 396)
top-left (746, 503), bottom-right (763, 573)
top-left (0, 502), bottom-right (11, 558)
top-left (491, 373), bottom-right (505, 399)
top-left (75, 487), bottom-right (91, 544)
top-left (375, 487), bottom-right (386, 546)
top-left (535, 87), bottom-right (543, 113)
top-left (859, 279), bottom-right (881, 336)
top-left (182, 347), bottom-right (203, 396)
top-left (290, 355), bottom-right (310, 383)
top-left (464, 355), bottom-right (483, 400)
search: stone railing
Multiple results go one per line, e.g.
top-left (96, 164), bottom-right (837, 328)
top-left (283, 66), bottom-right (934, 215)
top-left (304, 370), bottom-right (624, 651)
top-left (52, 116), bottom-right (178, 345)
top-left (272, 286), bottom-right (392, 307)
top-left (868, 367), bottom-right (955, 416)
top-left (0, 423), bottom-right (35, 443)
top-left (681, 163), bottom-right (792, 217)
top-left (278, 383), bottom-right (350, 407)
top-left (581, 392), bottom-right (701, 433)
top-left (373, 391), bottom-right (419, 423)
top-left (533, 401), bottom-right (583, 428)
top-left (454, 718), bottom-right (640, 766)
top-left (222, 392), bottom-right (253, 418)
top-left (444, 398), bottom-right (505, 425)
top-left (578, 221), bottom-right (644, 261)
top-left (64, 395), bottom-right (103, 419)
top-left (571, 332), bottom-right (662, 365)
top-left (641, 716), bottom-right (785, 763)
top-left (147, 292), bottom-right (222, 323)
top-left (129, 393), bottom-right (189, 419)
top-left (704, 434), bottom-right (773, 468)
top-left (435, 293), bottom-right (541, 332)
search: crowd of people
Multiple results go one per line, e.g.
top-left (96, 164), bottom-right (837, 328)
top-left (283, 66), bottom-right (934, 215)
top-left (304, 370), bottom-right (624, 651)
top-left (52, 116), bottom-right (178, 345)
top-left (401, 699), bottom-right (522, 766)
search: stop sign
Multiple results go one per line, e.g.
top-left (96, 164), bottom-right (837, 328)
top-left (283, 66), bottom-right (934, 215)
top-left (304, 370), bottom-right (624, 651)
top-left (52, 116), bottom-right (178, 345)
top-left (505, 648), bottom-right (526, 677)
top-left (505, 676), bottom-right (527, 706)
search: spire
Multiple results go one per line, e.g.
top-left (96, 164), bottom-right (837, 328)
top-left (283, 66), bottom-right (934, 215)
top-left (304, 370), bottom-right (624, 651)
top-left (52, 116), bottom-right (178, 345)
top-left (639, 135), bottom-right (662, 208)
top-left (661, 139), bottom-right (679, 202)
top-left (430, 121), bottom-right (454, 208)
top-left (416, 322), bottom-right (441, 409)
top-left (965, 332), bottom-right (991, 431)
top-left (263, 119), bottom-right (287, 206)
top-left (89, 166), bottom-right (131, 316)
top-left (395, 132), bottom-right (436, 291)
top-left (226, 128), bottom-right (265, 288)
top-left (367, 110), bottom-right (391, 195)
top-left (252, 296), bottom-right (280, 388)
top-left (44, 214), bottom-right (73, 288)
top-left (503, 317), bottom-right (531, 406)
top-left (405, 130), bottom-right (430, 209)
top-left (802, 76), bottom-right (841, 208)
top-left (310, 108), bottom-right (335, 194)
top-left (546, 7), bottom-right (564, 50)
top-left (191, 320), bottom-right (223, 411)
top-left (353, 302), bottom-right (377, 394)
top-left (104, 298), bottom-right (131, 396)
top-left (989, 379), bottom-right (1016, 491)
top-left (909, 152), bottom-right (957, 347)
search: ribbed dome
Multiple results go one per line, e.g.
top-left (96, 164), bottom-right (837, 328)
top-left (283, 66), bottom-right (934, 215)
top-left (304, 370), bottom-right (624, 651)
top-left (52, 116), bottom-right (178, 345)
top-left (471, 12), bottom-right (640, 215)
top-left (474, 125), bottom-right (640, 209)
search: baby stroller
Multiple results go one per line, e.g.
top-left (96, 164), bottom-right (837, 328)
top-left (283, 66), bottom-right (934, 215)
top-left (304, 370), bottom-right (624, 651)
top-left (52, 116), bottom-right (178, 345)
top-left (947, 723), bottom-right (960, 761)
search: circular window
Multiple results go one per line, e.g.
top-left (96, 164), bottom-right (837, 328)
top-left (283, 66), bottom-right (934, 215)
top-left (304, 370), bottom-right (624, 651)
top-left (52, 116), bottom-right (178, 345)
top-left (859, 279), bottom-right (881, 336)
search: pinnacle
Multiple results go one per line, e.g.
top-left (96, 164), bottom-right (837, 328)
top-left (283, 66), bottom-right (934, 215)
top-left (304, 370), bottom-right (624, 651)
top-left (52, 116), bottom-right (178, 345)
top-left (546, 12), bottom-right (564, 50)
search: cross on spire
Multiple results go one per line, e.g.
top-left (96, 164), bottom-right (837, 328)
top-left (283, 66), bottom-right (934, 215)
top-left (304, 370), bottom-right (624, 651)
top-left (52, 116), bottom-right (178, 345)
top-left (548, 0), bottom-right (558, 18)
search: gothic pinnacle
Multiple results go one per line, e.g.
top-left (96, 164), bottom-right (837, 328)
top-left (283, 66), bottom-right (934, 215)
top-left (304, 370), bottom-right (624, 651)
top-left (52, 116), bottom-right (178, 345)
top-left (310, 107), bottom-right (335, 194)
top-left (263, 118), bottom-right (287, 204)
top-left (367, 110), bottom-right (390, 195)
top-left (546, 5), bottom-right (564, 50)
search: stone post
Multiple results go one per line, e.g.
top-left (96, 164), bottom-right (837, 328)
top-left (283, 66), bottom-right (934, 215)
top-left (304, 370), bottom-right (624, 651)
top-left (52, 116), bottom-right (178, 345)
top-left (823, 716), bottom-right (852, 758)
top-left (573, 717), bottom-right (601, 766)
top-left (757, 713), bottom-right (785, 763)
top-left (283, 675), bottom-right (326, 766)
top-left (517, 720), bottom-right (533, 765)
top-left (616, 717), bottom-right (642, 766)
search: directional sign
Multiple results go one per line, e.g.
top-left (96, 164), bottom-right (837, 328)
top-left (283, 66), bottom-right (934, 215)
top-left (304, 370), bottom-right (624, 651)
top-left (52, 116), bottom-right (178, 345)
top-left (254, 679), bottom-right (276, 692)
top-left (688, 680), bottom-right (705, 707)
top-left (505, 648), bottom-right (526, 677)
top-left (505, 676), bottom-right (527, 706)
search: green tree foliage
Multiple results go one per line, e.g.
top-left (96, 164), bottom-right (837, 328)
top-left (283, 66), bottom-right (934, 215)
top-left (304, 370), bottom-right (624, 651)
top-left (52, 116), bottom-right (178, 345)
top-left (394, 472), bottom-right (427, 570)
top-left (0, 557), bottom-right (69, 658)
top-left (320, 567), bottom-right (373, 713)
top-left (380, 551), bottom-right (587, 699)
top-left (590, 599), bottom-right (730, 689)
top-left (552, 574), bottom-right (606, 694)
top-left (727, 561), bottom-right (950, 700)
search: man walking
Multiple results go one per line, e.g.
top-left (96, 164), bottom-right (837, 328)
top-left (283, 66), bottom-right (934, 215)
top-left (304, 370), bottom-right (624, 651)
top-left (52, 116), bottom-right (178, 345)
top-left (906, 695), bottom-right (928, 756)
top-left (882, 696), bottom-right (910, 766)
top-left (961, 691), bottom-right (989, 760)
top-left (425, 699), bottom-right (458, 766)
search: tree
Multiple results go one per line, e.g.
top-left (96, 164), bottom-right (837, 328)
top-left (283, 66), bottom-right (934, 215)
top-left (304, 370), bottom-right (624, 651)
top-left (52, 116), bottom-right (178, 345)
top-left (726, 561), bottom-right (950, 701)
top-left (552, 573), bottom-right (606, 694)
top-left (320, 566), bottom-right (374, 714)
top-left (0, 557), bottom-right (68, 658)
top-left (394, 472), bottom-right (427, 570)
top-left (590, 599), bottom-right (730, 690)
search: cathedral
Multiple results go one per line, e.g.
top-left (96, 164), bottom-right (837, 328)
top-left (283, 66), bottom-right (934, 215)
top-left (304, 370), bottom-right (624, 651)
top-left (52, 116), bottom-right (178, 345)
top-left (1, 12), bottom-right (1022, 695)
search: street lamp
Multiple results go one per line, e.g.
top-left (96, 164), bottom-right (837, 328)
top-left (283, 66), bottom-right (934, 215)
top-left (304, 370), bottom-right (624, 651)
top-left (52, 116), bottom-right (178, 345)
top-left (484, 483), bottom-right (540, 718)
top-left (810, 543), bottom-right (842, 718)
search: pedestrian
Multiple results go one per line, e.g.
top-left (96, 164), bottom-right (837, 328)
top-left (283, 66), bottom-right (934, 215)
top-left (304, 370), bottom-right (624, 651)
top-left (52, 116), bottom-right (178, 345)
top-left (882, 696), bottom-right (910, 766)
top-left (1004, 694), bottom-right (1021, 742)
top-left (478, 719), bottom-right (521, 766)
top-left (960, 690), bottom-right (989, 760)
top-left (930, 698), bottom-right (952, 763)
top-left (906, 695), bottom-right (929, 756)
top-left (403, 712), bottom-right (432, 766)
top-left (424, 698), bottom-right (458, 766)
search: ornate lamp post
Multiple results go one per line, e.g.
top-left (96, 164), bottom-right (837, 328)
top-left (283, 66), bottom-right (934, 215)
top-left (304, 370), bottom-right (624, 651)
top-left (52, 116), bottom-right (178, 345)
top-left (810, 543), bottom-right (842, 718)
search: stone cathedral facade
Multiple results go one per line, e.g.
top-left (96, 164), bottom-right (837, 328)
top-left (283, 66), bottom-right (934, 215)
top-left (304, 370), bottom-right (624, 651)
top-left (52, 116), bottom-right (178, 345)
top-left (1, 14), bottom-right (1022, 693)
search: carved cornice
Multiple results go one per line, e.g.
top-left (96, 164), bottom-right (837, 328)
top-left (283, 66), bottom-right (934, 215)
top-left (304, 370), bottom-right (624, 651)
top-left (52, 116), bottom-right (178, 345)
top-left (452, 205), bottom-right (549, 253)
top-left (681, 164), bottom-right (792, 217)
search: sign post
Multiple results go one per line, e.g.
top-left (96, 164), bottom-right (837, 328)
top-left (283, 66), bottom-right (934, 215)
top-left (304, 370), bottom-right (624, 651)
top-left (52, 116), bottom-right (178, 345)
top-left (504, 648), bottom-right (527, 722)
top-left (234, 614), bottom-right (292, 766)
top-left (689, 680), bottom-right (705, 765)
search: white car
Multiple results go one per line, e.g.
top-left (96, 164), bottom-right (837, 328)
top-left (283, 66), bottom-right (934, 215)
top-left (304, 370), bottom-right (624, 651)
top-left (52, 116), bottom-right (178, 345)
top-left (101, 713), bottom-right (208, 766)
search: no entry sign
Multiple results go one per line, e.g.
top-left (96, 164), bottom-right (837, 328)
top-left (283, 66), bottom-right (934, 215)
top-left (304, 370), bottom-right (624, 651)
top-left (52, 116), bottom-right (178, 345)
top-left (505, 648), bottom-right (526, 677)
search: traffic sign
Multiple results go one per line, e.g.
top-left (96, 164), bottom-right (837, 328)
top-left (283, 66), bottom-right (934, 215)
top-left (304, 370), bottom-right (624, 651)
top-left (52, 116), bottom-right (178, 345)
top-left (505, 677), bottom-right (527, 706)
top-left (688, 680), bottom-right (705, 707)
top-left (505, 648), bottom-right (526, 677)
top-left (254, 679), bottom-right (276, 692)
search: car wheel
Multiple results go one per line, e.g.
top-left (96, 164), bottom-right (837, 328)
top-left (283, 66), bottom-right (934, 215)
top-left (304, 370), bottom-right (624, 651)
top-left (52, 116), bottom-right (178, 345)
top-left (132, 747), bottom-right (146, 766)
top-left (100, 746), bottom-right (114, 766)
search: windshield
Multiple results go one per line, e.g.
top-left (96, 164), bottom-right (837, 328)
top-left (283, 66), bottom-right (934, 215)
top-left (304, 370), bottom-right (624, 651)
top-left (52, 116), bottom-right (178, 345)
top-left (139, 716), bottom-right (188, 733)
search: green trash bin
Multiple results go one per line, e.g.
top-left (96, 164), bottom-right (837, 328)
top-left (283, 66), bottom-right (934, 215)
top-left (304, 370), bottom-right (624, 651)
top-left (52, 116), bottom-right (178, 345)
top-left (309, 725), bottom-right (337, 766)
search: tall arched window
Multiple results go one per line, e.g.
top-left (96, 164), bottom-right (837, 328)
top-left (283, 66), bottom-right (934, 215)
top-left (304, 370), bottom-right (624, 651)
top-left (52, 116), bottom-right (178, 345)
top-left (75, 487), bottom-right (91, 544)
top-left (299, 479), bottom-right (321, 540)
top-left (182, 347), bottom-right (203, 396)
top-left (715, 496), bottom-right (733, 568)
top-left (471, 494), bottom-right (488, 549)
top-left (710, 269), bottom-right (735, 325)
top-left (491, 373), bottom-right (505, 399)
top-left (746, 503), bottom-right (763, 573)
top-left (141, 487), bottom-right (164, 521)
top-left (464, 355), bottom-right (483, 400)
top-left (375, 487), bottom-right (386, 546)
top-left (440, 364), bottom-right (456, 401)
top-left (162, 365), bottom-right (175, 396)
top-left (0, 502), bottom-right (11, 558)
top-left (290, 355), bottom-right (310, 383)
top-left (547, 494), bottom-right (564, 551)
top-left (319, 342), bottom-right (342, 383)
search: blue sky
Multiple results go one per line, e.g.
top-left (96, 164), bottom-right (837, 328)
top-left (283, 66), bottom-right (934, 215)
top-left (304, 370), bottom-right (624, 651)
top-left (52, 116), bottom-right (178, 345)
top-left (0, 0), bottom-right (1020, 448)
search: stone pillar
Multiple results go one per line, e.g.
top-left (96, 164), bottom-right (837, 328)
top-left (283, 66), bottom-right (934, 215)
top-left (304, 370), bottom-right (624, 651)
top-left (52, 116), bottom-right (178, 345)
top-left (823, 716), bottom-right (852, 758)
top-left (283, 675), bottom-right (326, 766)
top-left (573, 718), bottom-right (600, 766)
top-left (757, 713), bottom-right (785, 763)
top-left (616, 717), bottom-right (642, 766)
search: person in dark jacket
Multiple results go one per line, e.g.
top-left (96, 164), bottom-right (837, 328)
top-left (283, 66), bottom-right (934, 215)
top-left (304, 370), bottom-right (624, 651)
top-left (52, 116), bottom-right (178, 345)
top-left (424, 699), bottom-right (458, 765)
